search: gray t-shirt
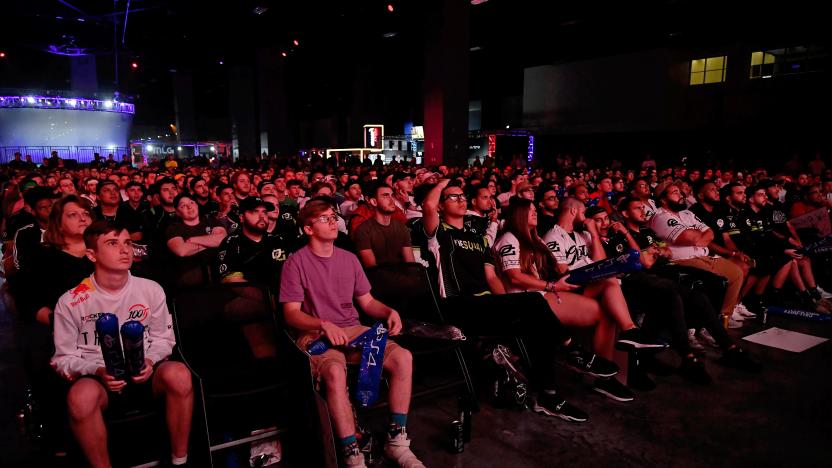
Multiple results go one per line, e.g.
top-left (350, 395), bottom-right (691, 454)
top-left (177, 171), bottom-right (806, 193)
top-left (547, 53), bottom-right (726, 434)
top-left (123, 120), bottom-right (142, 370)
top-left (279, 245), bottom-right (371, 328)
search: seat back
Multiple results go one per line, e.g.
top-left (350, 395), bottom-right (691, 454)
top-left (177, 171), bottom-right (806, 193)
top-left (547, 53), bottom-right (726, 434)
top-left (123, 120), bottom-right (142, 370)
top-left (171, 282), bottom-right (279, 382)
top-left (364, 262), bottom-right (446, 324)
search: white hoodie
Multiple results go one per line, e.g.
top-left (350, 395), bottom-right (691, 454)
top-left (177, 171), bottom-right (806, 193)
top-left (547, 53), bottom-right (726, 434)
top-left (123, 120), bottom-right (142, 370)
top-left (51, 273), bottom-right (175, 380)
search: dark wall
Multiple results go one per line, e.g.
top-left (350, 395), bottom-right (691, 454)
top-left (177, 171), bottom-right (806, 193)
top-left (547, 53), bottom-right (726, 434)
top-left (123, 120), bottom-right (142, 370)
top-left (523, 46), bottom-right (832, 158)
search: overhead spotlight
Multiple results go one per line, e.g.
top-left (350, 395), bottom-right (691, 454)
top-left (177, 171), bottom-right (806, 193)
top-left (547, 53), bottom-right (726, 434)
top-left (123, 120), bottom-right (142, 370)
top-left (383, 32), bottom-right (397, 38)
top-left (66, 99), bottom-right (77, 107)
top-left (281, 51), bottom-right (287, 57)
top-left (253, 6), bottom-right (268, 15)
top-left (26, 96), bottom-right (35, 104)
top-left (131, 62), bottom-right (138, 69)
top-left (387, 4), bottom-right (394, 12)
top-left (293, 40), bottom-right (299, 46)
top-left (210, 146), bottom-right (216, 152)
top-left (104, 100), bottom-right (113, 109)
top-left (218, 60), bottom-right (224, 65)
top-left (177, 146), bottom-right (182, 151)
top-left (0, 52), bottom-right (6, 58)
top-left (77, 17), bottom-right (85, 22)
top-left (146, 145), bottom-right (154, 151)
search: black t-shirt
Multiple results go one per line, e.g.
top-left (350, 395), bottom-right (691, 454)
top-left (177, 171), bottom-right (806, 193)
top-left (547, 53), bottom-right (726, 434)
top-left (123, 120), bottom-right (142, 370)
top-left (198, 200), bottom-right (220, 218)
top-left (93, 205), bottom-right (119, 223)
top-left (537, 214), bottom-right (557, 238)
top-left (144, 207), bottom-right (178, 260)
top-left (428, 221), bottom-right (496, 297)
top-left (601, 232), bottom-right (630, 258)
top-left (12, 224), bottom-right (43, 273)
top-left (216, 233), bottom-right (287, 291)
top-left (118, 202), bottom-right (149, 234)
top-left (688, 203), bottom-right (723, 246)
top-left (764, 201), bottom-right (791, 237)
top-left (164, 217), bottom-right (224, 286)
top-left (24, 247), bottom-right (94, 320)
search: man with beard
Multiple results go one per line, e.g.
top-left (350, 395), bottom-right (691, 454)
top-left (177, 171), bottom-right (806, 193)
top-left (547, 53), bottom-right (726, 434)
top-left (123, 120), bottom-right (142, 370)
top-left (120, 181), bottom-right (149, 241)
top-left (92, 180), bottom-right (122, 223)
top-left (217, 197), bottom-right (287, 292)
top-left (144, 178), bottom-right (179, 265)
top-left (189, 177), bottom-right (218, 216)
top-left (353, 183), bottom-right (414, 267)
top-left (339, 180), bottom-right (363, 221)
top-left (262, 194), bottom-right (302, 252)
top-left (535, 186), bottom-right (559, 237)
top-left (649, 183), bottom-right (744, 328)
top-left (231, 171), bottom-right (252, 203)
top-left (688, 181), bottom-right (752, 276)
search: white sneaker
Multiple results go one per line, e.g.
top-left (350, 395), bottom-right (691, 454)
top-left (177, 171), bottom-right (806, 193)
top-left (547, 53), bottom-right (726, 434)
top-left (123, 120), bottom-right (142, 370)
top-left (730, 310), bottom-right (747, 322)
top-left (816, 286), bottom-right (832, 299)
top-left (343, 445), bottom-right (367, 468)
top-left (696, 328), bottom-right (720, 348)
top-left (728, 317), bottom-right (744, 329)
top-left (687, 329), bottom-right (705, 351)
top-left (734, 303), bottom-right (757, 318)
top-left (385, 428), bottom-right (425, 468)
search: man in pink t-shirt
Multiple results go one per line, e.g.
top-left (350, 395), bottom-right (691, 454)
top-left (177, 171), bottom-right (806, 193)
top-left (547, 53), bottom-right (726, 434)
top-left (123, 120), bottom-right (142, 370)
top-left (280, 200), bottom-right (424, 468)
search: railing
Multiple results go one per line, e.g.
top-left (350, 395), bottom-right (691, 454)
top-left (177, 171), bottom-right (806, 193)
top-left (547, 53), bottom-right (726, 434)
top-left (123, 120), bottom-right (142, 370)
top-left (0, 146), bottom-right (132, 164)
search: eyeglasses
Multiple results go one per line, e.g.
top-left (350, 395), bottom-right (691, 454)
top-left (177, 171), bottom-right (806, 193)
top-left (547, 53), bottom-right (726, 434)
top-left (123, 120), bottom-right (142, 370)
top-left (442, 193), bottom-right (467, 202)
top-left (309, 214), bottom-right (340, 225)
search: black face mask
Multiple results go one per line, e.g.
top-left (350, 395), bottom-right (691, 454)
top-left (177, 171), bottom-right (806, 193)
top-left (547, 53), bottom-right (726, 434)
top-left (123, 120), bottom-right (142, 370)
top-left (668, 199), bottom-right (687, 212)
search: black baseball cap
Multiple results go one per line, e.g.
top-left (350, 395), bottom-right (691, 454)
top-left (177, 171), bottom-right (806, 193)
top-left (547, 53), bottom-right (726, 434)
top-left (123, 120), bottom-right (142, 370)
top-left (239, 196), bottom-right (275, 212)
top-left (392, 172), bottom-right (413, 184)
top-left (23, 186), bottom-right (59, 207)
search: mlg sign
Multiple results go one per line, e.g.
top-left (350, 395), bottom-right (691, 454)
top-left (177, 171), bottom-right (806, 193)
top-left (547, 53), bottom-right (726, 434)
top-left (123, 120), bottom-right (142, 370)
top-left (363, 125), bottom-right (384, 150)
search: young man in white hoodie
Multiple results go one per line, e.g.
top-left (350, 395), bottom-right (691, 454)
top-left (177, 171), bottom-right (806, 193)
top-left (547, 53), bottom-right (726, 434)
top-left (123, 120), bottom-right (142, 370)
top-left (51, 220), bottom-right (193, 468)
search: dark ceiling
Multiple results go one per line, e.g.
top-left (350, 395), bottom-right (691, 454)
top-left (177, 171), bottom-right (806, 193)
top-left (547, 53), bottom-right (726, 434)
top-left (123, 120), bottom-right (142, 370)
top-left (0, 0), bottom-right (827, 137)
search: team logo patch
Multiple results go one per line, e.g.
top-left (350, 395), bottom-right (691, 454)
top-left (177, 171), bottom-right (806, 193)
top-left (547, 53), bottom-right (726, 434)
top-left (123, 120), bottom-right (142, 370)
top-left (667, 219), bottom-right (680, 227)
top-left (498, 245), bottom-right (517, 257)
top-left (616, 244), bottom-right (624, 252)
top-left (716, 219), bottom-right (724, 228)
top-left (272, 248), bottom-right (286, 261)
top-left (281, 213), bottom-right (293, 221)
top-left (218, 250), bottom-right (226, 261)
top-left (746, 219), bottom-right (752, 226)
top-left (546, 241), bottom-right (560, 252)
top-left (127, 304), bottom-right (150, 322)
top-left (693, 215), bottom-right (703, 223)
top-left (219, 264), bottom-right (227, 273)
top-left (206, 226), bottom-right (213, 234)
top-left (646, 235), bottom-right (654, 244)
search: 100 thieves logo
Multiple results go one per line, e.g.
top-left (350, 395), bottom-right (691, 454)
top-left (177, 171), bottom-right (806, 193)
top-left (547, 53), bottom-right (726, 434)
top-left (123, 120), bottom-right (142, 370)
top-left (128, 304), bottom-right (150, 322)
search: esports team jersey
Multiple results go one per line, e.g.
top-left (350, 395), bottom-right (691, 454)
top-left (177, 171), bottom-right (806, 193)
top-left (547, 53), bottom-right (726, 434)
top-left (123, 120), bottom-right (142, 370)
top-left (688, 203), bottom-right (724, 246)
top-left (648, 207), bottom-right (709, 260)
top-left (542, 224), bottom-right (592, 270)
top-left (427, 221), bottom-right (496, 298)
top-left (216, 233), bottom-right (288, 289)
top-left (51, 273), bottom-right (175, 380)
top-left (493, 231), bottom-right (539, 294)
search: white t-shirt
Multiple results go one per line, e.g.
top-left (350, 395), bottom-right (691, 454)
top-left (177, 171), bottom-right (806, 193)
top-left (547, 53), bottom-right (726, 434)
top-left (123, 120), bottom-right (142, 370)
top-left (51, 273), bottom-right (175, 380)
top-left (493, 232), bottom-right (539, 293)
top-left (643, 198), bottom-right (658, 221)
top-left (649, 207), bottom-right (710, 260)
top-left (542, 224), bottom-right (593, 269)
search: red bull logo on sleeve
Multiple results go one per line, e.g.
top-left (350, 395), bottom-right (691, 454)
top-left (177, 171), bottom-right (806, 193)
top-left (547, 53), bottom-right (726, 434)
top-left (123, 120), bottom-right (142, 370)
top-left (70, 279), bottom-right (95, 307)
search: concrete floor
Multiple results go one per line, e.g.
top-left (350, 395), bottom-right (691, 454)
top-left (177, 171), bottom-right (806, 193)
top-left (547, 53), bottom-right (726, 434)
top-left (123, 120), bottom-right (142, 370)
top-left (2, 287), bottom-right (831, 467)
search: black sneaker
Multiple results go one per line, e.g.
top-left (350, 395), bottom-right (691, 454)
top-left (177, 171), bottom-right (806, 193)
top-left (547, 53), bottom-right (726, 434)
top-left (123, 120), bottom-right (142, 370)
top-left (615, 328), bottom-right (669, 352)
top-left (677, 356), bottom-right (712, 385)
top-left (532, 392), bottom-right (589, 423)
top-left (717, 347), bottom-right (762, 373)
top-left (592, 378), bottom-right (635, 402)
top-left (566, 346), bottom-right (619, 378)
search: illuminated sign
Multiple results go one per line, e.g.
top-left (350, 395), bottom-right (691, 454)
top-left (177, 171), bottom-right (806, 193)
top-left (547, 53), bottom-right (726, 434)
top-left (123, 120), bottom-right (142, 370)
top-left (363, 124), bottom-right (384, 149)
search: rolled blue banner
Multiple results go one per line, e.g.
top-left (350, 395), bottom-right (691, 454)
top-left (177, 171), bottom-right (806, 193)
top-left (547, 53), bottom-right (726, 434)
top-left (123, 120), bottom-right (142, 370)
top-left (305, 322), bottom-right (390, 407)
top-left (765, 305), bottom-right (832, 322)
top-left (120, 321), bottom-right (146, 376)
top-left (566, 249), bottom-right (643, 285)
top-left (95, 313), bottom-right (126, 381)
top-left (797, 235), bottom-right (832, 256)
top-left (352, 323), bottom-right (389, 407)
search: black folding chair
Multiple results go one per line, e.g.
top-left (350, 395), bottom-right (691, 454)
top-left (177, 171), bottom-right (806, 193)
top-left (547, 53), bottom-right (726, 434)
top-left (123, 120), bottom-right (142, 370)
top-left (171, 282), bottom-right (318, 467)
top-left (364, 262), bottom-right (477, 410)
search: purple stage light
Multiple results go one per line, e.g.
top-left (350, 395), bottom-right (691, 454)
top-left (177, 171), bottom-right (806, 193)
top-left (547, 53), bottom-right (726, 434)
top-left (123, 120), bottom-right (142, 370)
top-left (0, 95), bottom-right (134, 114)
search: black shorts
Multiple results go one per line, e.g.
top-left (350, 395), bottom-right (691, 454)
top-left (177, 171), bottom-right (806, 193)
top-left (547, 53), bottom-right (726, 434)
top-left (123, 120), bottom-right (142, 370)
top-left (75, 372), bottom-right (157, 417)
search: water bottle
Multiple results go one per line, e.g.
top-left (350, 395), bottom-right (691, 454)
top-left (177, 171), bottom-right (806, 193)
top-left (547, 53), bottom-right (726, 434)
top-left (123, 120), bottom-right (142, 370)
top-left (120, 321), bottom-right (145, 376)
top-left (96, 313), bottom-right (127, 381)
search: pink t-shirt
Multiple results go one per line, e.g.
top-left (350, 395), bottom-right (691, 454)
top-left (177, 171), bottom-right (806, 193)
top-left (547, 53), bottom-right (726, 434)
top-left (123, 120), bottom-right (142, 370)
top-left (279, 245), bottom-right (371, 328)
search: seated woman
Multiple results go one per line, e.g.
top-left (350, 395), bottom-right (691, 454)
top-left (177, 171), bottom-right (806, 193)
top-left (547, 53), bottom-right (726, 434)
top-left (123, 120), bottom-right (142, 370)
top-left (27, 195), bottom-right (95, 326)
top-left (495, 198), bottom-right (632, 403)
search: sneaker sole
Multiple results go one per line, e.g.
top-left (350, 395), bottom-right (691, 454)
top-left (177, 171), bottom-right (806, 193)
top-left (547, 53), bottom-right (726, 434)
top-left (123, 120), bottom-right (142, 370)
top-left (566, 363), bottom-right (618, 379)
top-left (615, 340), bottom-right (668, 351)
top-left (532, 403), bottom-right (588, 423)
top-left (592, 386), bottom-right (635, 402)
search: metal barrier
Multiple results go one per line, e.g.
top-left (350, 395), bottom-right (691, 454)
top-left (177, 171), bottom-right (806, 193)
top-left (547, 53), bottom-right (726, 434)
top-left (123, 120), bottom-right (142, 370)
top-left (0, 146), bottom-right (131, 164)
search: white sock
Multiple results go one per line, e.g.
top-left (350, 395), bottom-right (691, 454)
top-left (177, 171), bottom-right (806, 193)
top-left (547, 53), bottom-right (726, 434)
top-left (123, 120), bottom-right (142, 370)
top-left (172, 454), bottom-right (188, 466)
